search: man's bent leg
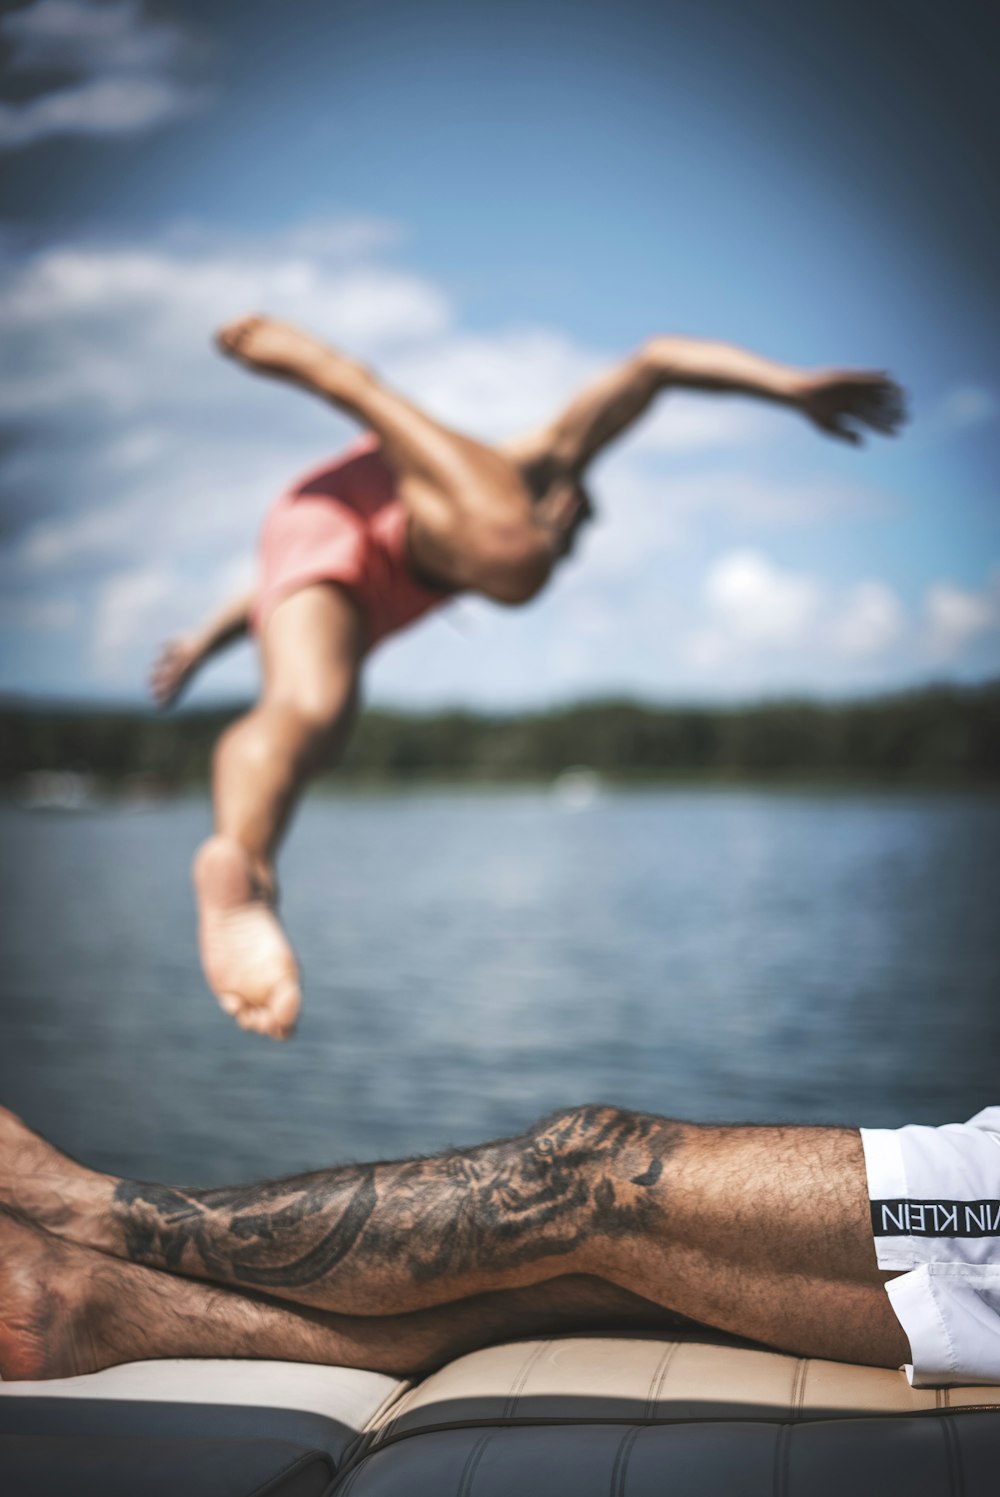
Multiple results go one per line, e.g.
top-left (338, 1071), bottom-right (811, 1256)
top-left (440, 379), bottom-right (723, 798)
top-left (218, 316), bottom-right (561, 604)
top-left (195, 585), bottom-right (363, 1039)
top-left (0, 1105), bottom-right (908, 1369)
top-left (0, 1210), bottom-right (683, 1381)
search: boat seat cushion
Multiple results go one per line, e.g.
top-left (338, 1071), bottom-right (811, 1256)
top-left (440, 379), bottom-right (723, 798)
top-left (340, 1416), bottom-right (1000, 1496)
top-left (4, 1333), bottom-right (1000, 1495)
top-left (370, 1329), bottom-right (1000, 1437)
top-left (347, 1331), bottom-right (1000, 1495)
top-left (0, 1430), bottom-right (335, 1497)
top-left (0, 1358), bottom-right (405, 1497)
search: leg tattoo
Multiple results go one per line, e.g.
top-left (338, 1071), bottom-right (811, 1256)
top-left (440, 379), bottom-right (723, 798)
top-left (110, 1107), bottom-right (683, 1313)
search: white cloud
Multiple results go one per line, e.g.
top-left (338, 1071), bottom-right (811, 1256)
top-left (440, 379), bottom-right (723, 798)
top-left (679, 556), bottom-right (916, 683)
top-left (0, 76), bottom-right (198, 149)
top-left (942, 387), bottom-right (996, 429)
top-left (92, 551), bottom-right (253, 679)
top-left (688, 550), bottom-right (824, 667)
top-left (924, 575), bottom-right (1000, 662)
top-left (916, 383), bottom-right (994, 440)
top-left (22, 499), bottom-right (139, 571)
top-left (624, 394), bottom-right (782, 454)
top-left (832, 581), bottom-right (905, 659)
top-left (93, 562), bottom-right (175, 667)
top-left (0, 0), bottom-right (205, 150)
top-left (0, 244), bottom-right (450, 345)
top-left (391, 328), bottom-right (599, 437)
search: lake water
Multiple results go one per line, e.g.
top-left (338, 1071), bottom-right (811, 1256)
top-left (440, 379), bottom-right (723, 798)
top-left (1, 788), bottom-right (998, 1187)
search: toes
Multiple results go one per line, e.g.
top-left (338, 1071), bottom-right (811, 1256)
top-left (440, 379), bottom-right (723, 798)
top-left (269, 978), bottom-right (301, 1039)
top-left (225, 992), bottom-right (297, 1042)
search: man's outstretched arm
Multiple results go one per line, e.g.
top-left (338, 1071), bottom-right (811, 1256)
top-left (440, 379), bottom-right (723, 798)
top-left (149, 587), bottom-right (255, 709)
top-left (522, 336), bottom-right (906, 475)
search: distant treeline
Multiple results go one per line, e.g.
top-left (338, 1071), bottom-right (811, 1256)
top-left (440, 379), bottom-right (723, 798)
top-left (2, 682), bottom-right (999, 788)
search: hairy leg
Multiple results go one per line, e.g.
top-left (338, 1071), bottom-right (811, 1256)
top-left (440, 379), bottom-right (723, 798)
top-left (217, 316), bottom-right (565, 603)
top-left (194, 585), bottom-right (363, 1038)
top-left (0, 1210), bottom-right (683, 1381)
top-left (0, 1105), bottom-right (908, 1368)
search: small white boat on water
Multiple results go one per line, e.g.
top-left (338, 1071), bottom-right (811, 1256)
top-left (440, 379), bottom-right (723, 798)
top-left (551, 765), bottom-right (603, 810)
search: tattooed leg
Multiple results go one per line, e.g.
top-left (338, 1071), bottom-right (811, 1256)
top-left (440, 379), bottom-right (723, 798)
top-left (0, 1104), bottom-right (908, 1368)
top-left (81, 1107), bottom-right (678, 1312)
top-left (0, 1208), bottom-right (685, 1382)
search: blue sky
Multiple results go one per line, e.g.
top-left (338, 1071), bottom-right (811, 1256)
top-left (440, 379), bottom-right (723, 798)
top-left (0, 0), bottom-right (998, 707)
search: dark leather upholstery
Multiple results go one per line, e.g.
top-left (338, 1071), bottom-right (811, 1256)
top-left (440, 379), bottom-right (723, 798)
top-left (0, 1434), bottom-right (335, 1497)
top-left (339, 1415), bottom-right (1000, 1496)
top-left (3, 1332), bottom-right (1000, 1495)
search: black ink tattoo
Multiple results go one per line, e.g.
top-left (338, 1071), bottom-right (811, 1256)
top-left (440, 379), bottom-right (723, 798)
top-left (111, 1106), bottom-right (681, 1308)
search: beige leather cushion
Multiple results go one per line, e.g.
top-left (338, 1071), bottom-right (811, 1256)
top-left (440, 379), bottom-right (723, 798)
top-left (374, 1331), bottom-right (1000, 1442)
top-left (0, 1358), bottom-right (405, 1436)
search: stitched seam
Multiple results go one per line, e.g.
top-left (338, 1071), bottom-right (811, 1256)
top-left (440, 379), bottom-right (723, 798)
top-left (334, 1458), bottom-right (363, 1497)
top-left (610, 1426), bottom-right (641, 1497)
top-left (457, 1431), bottom-right (493, 1497)
top-left (643, 1340), bottom-right (681, 1419)
top-left (358, 1378), bottom-right (416, 1451)
top-left (349, 1403), bottom-right (1000, 1460)
top-left (790, 1357), bottom-right (807, 1421)
top-left (927, 1272), bottom-right (963, 1378)
top-left (246, 1450), bottom-right (335, 1497)
top-left (503, 1340), bottom-right (550, 1419)
top-left (941, 1412), bottom-right (965, 1497)
top-left (772, 1422), bottom-right (790, 1497)
top-left (367, 1378), bottom-right (415, 1433)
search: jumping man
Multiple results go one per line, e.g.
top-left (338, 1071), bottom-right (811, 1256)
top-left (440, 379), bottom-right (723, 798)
top-left (150, 318), bottom-right (905, 1039)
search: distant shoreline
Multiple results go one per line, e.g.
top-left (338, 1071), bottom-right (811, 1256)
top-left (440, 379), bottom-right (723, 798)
top-left (2, 680), bottom-right (998, 790)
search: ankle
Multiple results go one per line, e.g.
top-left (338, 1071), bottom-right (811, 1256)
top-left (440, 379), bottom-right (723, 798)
top-left (194, 835), bottom-right (275, 902)
top-left (58, 1170), bottom-right (120, 1256)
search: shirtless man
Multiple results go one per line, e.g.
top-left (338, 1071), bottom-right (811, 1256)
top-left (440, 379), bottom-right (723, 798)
top-left (2, 1101), bottom-right (998, 1386)
top-left (151, 318), bottom-right (904, 1039)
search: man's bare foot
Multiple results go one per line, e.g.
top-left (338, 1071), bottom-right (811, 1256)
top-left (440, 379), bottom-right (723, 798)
top-left (0, 1210), bottom-right (108, 1380)
top-left (215, 313), bottom-right (334, 387)
top-left (0, 1105), bottom-right (107, 1246)
top-left (193, 836), bottom-right (301, 1041)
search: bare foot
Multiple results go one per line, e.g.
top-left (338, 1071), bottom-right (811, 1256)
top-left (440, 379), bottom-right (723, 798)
top-left (215, 313), bottom-right (333, 386)
top-left (0, 1210), bottom-right (106, 1380)
top-left (0, 1105), bottom-right (106, 1243)
top-left (193, 836), bottom-right (301, 1041)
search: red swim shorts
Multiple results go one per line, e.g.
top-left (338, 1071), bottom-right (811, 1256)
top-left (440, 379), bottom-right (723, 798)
top-left (252, 434), bottom-right (450, 651)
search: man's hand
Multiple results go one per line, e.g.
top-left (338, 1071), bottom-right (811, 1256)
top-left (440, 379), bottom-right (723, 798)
top-left (149, 635), bottom-right (205, 710)
top-left (796, 369), bottom-right (907, 446)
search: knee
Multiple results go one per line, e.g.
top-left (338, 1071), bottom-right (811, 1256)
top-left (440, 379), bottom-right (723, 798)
top-left (286, 695), bottom-right (353, 768)
top-left (526, 1104), bottom-right (687, 1185)
top-left (230, 691), bottom-right (352, 769)
top-left (290, 692), bottom-right (349, 734)
top-left (526, 1105), bottom-right (649, 1166)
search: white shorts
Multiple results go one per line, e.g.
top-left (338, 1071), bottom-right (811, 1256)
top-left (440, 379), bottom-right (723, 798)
top-left (861, 1106), bottom-right (1000, 1386)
